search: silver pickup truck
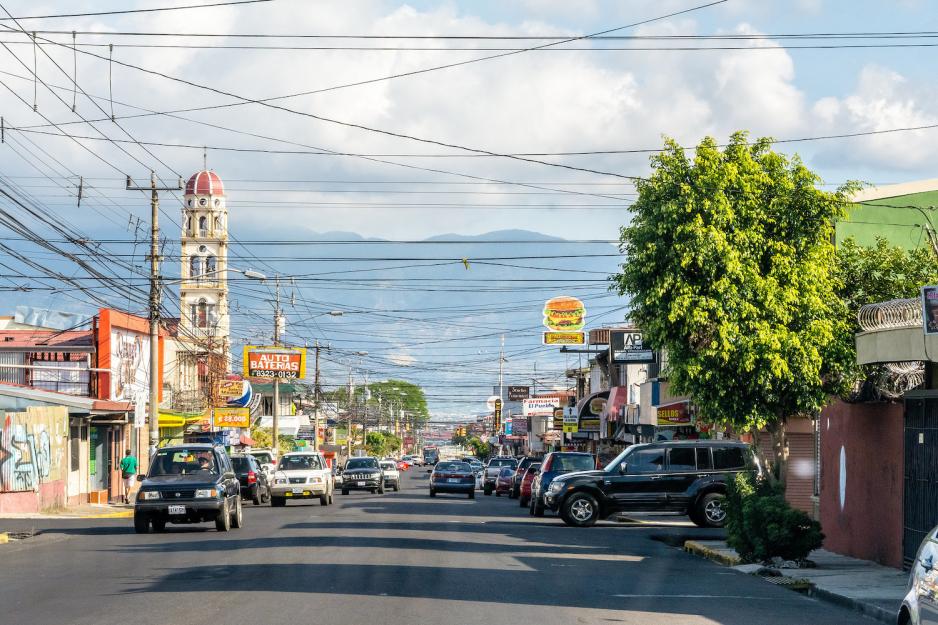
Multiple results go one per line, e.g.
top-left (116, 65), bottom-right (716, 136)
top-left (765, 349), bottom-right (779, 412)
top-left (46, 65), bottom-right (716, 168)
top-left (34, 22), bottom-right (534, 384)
top-left (482, 457), bottom-right (518, 496)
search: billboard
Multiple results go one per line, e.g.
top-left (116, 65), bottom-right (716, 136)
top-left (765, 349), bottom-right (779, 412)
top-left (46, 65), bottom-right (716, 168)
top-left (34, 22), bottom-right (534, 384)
top-left (243, 346), bottom-right (307, 380)
top-left (657, 401), bottom-right (692, 426)
top-left (213, 407), bottom-right (250, 429)
top-left (110, 326), bottom-right (150, 402)
top-left (611, 330), bottom-right (655, 363)
top-left (508, 386), bottom-right (530, 401)
top-left (523, 397), bottom-right (560, 417)
top-left (542, 296), bottom-right (585, 345)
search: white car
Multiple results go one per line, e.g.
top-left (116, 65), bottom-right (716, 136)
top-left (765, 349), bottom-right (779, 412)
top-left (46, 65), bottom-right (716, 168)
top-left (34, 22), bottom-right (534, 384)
top-left (379, 460), bottom-right (401, 492)
top-left (269, 452), bottom-right (334, 507)
top-left (249, 448), bottom-right (278, 480)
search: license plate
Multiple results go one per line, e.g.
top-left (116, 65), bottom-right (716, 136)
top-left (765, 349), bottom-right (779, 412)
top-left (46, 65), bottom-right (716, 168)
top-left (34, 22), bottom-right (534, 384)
top-left (291, 487), bottom-right (305, 494)
top-left (168, 505), bottom-right (185, 515)
top-left (448, 478), bottom-right (460, 483)
top-left (357, 481), bottom-right (366, 487)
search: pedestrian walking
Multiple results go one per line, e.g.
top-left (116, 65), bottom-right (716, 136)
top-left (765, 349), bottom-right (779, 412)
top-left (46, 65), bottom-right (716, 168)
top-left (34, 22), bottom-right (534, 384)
top-left (119, 449), bottom-right (138, 505)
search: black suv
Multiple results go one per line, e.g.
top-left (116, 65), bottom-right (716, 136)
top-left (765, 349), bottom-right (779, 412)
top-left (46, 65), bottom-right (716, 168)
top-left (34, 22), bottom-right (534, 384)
top-left (340, 457), bottom-right (384, 495)
top-left (134, 443), bottom-right (243, 533)
top-left (544, 441), bottom-right (758, 528)
top-left (231, 453), bottom-right (271, 506)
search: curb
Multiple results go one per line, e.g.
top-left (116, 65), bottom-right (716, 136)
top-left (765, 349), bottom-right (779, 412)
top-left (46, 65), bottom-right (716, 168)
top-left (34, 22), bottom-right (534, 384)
top-left (82, 511), bottom-right (134, 519)
top-left (682, 540), bottom-right (894, 625)
top-left (684, 540), bottom-right (741, 566)
top-left (0, 532), bottom-right (7, 544)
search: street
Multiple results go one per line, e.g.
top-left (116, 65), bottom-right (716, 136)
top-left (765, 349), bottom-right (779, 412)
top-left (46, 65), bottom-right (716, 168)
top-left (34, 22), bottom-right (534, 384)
top-left (0, 470), bottom-right (871, 625)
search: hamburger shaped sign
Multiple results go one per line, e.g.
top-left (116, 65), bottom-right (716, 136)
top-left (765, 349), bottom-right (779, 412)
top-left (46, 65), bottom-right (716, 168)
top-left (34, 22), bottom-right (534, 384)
top-left (542, 295), bottom-right (586, 345)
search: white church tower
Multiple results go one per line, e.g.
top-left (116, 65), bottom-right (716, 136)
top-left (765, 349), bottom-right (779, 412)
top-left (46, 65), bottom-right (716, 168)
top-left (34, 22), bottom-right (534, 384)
top-left (179, 170), bottom-right (230, 364)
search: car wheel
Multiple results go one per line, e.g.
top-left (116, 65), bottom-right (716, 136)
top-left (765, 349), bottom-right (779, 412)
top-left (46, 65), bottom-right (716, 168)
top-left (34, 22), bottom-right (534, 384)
top-left (271, 496), bottom-right (286, 507)
top-left (696, 492), bottom-right (728, 528)
top-left (483, 485), bottom-right (492, 496)
top-left (429, 489), bottom-right (436, 497)
top-left (561, 492), bottom-right (599, 527)
top-left (520, 497), bottom-right (529, 508)
top-left (342, 489), bottom-right (349, 496)
top-left (215, 501), bottom-right (232, 532)
top-left (378, 484), bottom-right (385, 495)
top-left (394, 483), bottom-right (400, 492)
top-left (319, 494), bottom-right (329, 506)
top-left (252, 486), bottom-right (262, 506)
top-left (133, 511), bottom-right (150, 534)
top-left (532, 496), bottom-right (545, 517)
top-left (151, 518), bottom-right (166, 533)
top-left (231, 498), bottom-right (243, 529)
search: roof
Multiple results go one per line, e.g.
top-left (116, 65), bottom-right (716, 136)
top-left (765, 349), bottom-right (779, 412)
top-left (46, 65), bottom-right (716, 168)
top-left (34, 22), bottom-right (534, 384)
top-left (850, 178), bottom-right (938, 202)
top-left (0, 329), bottom-right (94, 351)
top-left (0, 382), bottom-right (133, 414)
top-left (185, 170), bottom-right (225, 196)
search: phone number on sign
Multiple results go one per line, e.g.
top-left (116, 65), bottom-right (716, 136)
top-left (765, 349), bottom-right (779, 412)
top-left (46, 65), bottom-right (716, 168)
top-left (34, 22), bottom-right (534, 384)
top-left (249, 370), bottom-right (300, 379)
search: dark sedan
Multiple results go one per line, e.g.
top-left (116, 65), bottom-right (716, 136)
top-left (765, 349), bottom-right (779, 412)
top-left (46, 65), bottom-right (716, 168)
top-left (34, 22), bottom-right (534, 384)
top-left (430, 461), bottom-right (476, 499)
top-left (230, 453), bottom-right (271, 505)
top-left (341, 457), bottom-right (385, 495)
top-left (134, 444), bottom-right (243, 533)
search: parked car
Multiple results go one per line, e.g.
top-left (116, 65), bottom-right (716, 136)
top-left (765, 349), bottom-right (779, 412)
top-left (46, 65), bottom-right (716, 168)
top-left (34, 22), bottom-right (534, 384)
top-left (429, 461), bottom-right (475, 499)
top-left (269, 451), bottom-right (334, 507)
top-left (495, 467), bottom-right (514, 496)
top-left (483, 456), bottom-right (518, 496)
top-left (342, 457), bottom-right (384, 495)
top-left (134, 443), bottom-right (243, 533)
top-left (529, 451), bottom-right (596, 517)
top-left (510, 456), bottom-right (539, 499)
top-left (380, 459), bottom-right (401, 491)
top-left (230, 453), bottom-right (271, 506)
top-left (518, 463), bottom-right (541, 508)
top-left (900, 525), bottom-right (938, 625)
top-left (543, 441), bottom-right (759, 528)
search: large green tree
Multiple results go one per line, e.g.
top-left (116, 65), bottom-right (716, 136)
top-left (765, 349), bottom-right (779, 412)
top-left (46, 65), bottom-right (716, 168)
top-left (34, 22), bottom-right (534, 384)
top-left (612, 132), bottom-right (857, 485)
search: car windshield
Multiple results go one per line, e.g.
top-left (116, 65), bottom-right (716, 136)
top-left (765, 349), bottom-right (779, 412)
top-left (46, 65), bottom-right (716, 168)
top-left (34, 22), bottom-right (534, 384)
top-left (346, 458), bottom-right (378, 470)
top-left (488, 458), bottom-right (517, 468)
top-left (250, 452), bottom-right (273, 464)
top-left (230, 457), bottom-right (252, 472)
top-left (149, 449), bottom-right (218, 476)
top-left (279, 455), bottom-right (323, 471)
top-left (380, 461), bottom-right (396, 469)
top-left (436, 462), bottom-right (469, 472)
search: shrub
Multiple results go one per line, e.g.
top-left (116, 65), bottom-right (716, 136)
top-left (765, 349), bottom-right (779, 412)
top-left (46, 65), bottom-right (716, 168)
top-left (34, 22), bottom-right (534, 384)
top-left (725, 473), bottom-right (823, 564)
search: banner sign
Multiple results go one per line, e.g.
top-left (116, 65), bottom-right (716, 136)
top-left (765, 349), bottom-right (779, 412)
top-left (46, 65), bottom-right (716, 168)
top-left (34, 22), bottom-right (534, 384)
top-left (923, 286), bottom-right (938, 334)
top-left (215, 379), bottom-right (244, 398)
top-left (508, 386), bottom-right (530, 402)
top-left (657, 401), bottom-right (692, 426)
top-left (552, 407), bottom-right (563, 431)
top-left (543, 331), bottom-right (585, 345)
top-left (563, 406), bottom-right (579, 433)
top-left (610, 330), bottom-right (655, 363)
top-left (523, 397), bottom-right (560, 417)
top-left (243, 346), bottom-right (307, 380)
top-left (213, 407), bottom-right (250, 429)
top-left (513, 416), bottom-right (529, 436)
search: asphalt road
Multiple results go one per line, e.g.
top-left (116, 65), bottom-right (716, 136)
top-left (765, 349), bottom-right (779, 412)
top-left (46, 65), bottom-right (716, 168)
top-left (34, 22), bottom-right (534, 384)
top-left (0, 470), bottom-right (875, 625)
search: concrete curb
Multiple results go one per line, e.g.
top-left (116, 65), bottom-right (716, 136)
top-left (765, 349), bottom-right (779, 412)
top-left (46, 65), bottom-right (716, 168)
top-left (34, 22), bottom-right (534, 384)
top-left (684, 540), bottom-right (741, 566)
top-left (682, 540), bottom-right (894, 625)
top-left (0, 532), bottom-right (8, 544)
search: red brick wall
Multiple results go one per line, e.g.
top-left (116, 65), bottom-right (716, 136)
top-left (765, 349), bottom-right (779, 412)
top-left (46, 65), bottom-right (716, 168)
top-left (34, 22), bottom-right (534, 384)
top-left (820, 400), bottom-right (904, 569)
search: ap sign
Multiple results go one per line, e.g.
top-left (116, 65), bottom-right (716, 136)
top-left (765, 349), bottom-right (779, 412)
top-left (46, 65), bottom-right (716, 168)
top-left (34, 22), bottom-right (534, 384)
top-left (611, 330), bottom-right (656, 364)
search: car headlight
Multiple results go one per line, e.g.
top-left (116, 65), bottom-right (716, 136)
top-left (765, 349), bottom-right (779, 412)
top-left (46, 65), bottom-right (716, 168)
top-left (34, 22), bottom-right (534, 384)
top-left (309, 477), bottom-right (323, 484)
top-left (275, 478), bottom-right (287, 484)
top-left (195, 488), bottom-right (218, 498)
top-left (548, 482), bottom-right (565, 494)
top-left (141, 491), bottom-right (160, 500)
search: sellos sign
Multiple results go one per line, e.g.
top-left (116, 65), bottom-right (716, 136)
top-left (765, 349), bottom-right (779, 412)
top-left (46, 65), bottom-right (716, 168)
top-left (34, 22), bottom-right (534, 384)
top-left (243, 346), bottom-right (307, 380)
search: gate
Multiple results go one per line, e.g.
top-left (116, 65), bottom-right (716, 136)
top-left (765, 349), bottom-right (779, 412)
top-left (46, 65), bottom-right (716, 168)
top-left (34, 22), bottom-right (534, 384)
top-left (903, 391), bottom-right (938, 568)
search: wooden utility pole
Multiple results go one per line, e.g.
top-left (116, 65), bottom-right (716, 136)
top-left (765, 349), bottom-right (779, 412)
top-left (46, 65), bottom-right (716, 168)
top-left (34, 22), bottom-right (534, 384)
top-left (313, 340), bottom-right (321, 452)
top-left (126, 172), bottom-right (182, 457)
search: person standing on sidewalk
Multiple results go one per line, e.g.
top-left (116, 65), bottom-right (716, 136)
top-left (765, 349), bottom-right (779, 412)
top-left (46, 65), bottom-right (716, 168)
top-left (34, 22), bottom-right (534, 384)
top-left (119, 449), bottom-right (138, 505)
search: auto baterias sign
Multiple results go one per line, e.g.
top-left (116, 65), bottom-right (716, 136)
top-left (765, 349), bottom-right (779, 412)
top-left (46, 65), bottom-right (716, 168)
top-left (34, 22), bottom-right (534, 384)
top-left (243, 346), bottom-right (307, 380)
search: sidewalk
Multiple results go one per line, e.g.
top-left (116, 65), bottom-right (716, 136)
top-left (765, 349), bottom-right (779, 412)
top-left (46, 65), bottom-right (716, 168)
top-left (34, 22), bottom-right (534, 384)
top-left (0, 502), bottom-right (134, 520)
top-left (684, 540), bottom-right (907, 624)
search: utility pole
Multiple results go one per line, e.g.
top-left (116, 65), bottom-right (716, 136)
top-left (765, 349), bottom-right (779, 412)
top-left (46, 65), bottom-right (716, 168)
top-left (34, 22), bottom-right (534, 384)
top-left (126, 172), bottom-right (182, 458)
top-left (313, 340), bottom-right (321, 452)
top-left (272, 276), bottom-right (282, 456)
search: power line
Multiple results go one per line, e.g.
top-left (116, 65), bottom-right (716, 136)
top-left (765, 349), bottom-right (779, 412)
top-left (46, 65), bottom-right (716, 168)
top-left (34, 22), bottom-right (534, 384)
top-left (0, 0), bottom-right (272, 21)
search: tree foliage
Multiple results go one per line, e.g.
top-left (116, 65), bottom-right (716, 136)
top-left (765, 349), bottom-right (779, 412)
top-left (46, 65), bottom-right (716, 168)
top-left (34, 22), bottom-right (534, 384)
top-left (612, 133), bottom-right (856, 477)
top-left (451, 433), bottom-right (491, 459)
top-left (365, 431), bottom-right (402, 457)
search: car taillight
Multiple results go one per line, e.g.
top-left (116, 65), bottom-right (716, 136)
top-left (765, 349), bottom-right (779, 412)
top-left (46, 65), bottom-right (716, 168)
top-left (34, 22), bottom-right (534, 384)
top-left (247, 471), bottom-right (257, 484)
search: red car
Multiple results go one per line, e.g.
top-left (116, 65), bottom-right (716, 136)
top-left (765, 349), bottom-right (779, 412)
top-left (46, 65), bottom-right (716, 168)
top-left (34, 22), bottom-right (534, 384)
top-left (518, 463), bottom-right (541, 508)
top-left (495, 467), bottom-right (514, 496)
top-left (397, 460), bottom-right (410, 471)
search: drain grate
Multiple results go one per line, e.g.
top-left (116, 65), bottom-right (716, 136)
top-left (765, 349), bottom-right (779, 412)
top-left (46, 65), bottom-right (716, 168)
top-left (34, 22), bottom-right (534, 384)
top-left (761, 575), bottom-right (812, 591)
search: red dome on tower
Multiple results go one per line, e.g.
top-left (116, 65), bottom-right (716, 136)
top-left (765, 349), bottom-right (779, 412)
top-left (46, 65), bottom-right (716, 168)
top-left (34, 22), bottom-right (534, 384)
top-left (185, 170), bottom-right (224, 196)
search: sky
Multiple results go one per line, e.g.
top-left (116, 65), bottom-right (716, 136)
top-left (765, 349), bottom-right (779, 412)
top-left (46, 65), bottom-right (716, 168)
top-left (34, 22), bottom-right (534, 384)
top-left (0, 0), bottom-right (935, 418)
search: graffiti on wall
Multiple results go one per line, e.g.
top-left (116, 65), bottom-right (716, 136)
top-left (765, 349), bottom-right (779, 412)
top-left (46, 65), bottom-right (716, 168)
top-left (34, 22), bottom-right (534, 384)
top-left (0, 406), bottom-right (67, 492)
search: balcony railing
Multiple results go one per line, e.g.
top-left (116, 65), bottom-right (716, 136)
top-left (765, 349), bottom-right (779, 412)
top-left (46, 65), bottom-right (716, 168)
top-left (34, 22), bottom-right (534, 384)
top-left (857, 298), bottom-right (922, 332)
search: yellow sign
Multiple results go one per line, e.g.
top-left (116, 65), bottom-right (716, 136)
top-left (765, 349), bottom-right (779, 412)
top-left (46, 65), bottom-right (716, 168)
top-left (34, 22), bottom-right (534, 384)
top-left (215, 379), bottom-right (244, 398)
top-left (563, 423), bottom-right (579, 433)
top-left (543, 331), bottom-right (586, 345)
top-left (243, 346), bottom-right (307, 380)
top-left (213, 407), bottom-right (250, 429)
